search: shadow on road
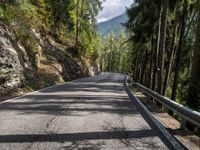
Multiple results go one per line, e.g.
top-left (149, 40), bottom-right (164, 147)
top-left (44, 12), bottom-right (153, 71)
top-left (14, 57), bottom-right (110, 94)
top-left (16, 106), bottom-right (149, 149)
top-left (0, 74), bottom-right (178, 149)
top-left (0, 75), bottom-right (136, 116)
top-left (0, 130), bottom-right (155, 143)
top-left (0, 95), bottom-right (138, 116)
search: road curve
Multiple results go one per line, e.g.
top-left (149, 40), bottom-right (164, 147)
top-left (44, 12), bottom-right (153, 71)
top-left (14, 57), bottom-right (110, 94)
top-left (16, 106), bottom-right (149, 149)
top-left (0, 73), bottom-right (179, 150)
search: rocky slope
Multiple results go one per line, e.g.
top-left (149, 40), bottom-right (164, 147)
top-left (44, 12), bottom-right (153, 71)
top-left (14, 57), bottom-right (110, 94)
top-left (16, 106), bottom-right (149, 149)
top-left (0, 22), bottom-right (99, 97)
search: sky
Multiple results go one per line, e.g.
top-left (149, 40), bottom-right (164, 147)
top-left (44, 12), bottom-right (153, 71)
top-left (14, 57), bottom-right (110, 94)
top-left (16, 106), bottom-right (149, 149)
top-left (97, 0), bottom-right (133, 23)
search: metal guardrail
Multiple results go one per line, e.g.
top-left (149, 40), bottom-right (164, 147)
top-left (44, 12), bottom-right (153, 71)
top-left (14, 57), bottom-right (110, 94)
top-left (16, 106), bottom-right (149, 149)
top-left (127, 77), bottom-right (200, 128)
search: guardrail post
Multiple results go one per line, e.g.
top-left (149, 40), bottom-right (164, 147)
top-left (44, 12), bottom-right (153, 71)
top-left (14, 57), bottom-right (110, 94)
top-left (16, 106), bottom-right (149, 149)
top-left (180, 119), bottom-right (187, 130)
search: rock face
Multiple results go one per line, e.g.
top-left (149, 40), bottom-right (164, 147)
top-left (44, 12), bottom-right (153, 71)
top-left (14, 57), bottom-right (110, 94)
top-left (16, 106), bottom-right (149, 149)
top-left (0, 23), bottom-right (26, 96)
top-left (44, 38), bottom-right (99, 81)
top-left (0, 22), bottom-right (99, 96)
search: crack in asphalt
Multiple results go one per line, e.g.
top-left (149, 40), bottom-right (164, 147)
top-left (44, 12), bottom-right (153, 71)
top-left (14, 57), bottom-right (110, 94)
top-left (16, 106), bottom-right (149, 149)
top-left (23, 109), bottom-right (67, 150)
top-left (118, 113), bottom-right (134, 148)
top-left (46, 110), bottom-right (66, 129)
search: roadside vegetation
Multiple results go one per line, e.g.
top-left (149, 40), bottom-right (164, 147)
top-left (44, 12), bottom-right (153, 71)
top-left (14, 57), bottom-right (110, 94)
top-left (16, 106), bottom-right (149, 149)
top-left (102, 0), bottom-right (200, 112)
top-left (0, 0), bottom-right (103, 95)
top-left (0, 0), bottom-right (102, 62)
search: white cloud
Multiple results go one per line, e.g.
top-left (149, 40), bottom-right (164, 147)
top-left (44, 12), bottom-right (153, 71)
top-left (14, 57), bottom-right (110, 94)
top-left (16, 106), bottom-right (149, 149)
top-left (97, 0), bottom-right (133, 23)
top-left (98, 18), bottom-right (108, 23)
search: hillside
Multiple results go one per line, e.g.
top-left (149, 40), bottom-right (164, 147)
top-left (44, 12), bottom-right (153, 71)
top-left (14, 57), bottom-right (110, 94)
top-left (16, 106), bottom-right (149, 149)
top-left (0, 1), bottom-right (101, 97)
top-left (98, 13), bottom-right (128, 37)
top-left (0, 22), bottom-right (99, 96)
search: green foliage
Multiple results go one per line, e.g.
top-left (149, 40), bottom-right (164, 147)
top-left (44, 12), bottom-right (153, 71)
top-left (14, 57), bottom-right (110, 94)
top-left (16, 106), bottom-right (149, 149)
top-left (125, 0), bottom-right (200, 109)
top-left (33, 0), bottom-right (52, 32)
top-left (70, 0), bottom-right (103, 61)
top-left (56, 24), bottom-right (74, 47)
top-left (101, 31), bottom-right (131, 73)
top-left (0, 0), bottom-right (40, 57)
top-left (18, 27), bottom-right (39, 55)
top-left (0, 5), bottom-right (15, 23)
top-left (68, 0), bottom-right (77, 32)
top-left (0, 0), bottom-right (102, 62)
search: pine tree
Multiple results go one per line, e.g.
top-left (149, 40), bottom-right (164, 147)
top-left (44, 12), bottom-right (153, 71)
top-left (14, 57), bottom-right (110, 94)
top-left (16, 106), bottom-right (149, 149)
top-left (187, 1), bottom-right (200, 109)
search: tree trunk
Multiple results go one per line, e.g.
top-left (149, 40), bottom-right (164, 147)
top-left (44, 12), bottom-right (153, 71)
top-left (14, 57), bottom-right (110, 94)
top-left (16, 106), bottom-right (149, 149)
top-left (75, 0), bottom-right (80, 46)
top-left (171, 4), bottom-right (187, 101)
top-left (152, 11), bottom-right (161, 91)
top-left (157, 0), bottom-right (169, 94)
top-left (140, 49), bottom-right (148, 84)
top-left (136, 48), bottom-right (142, 81)
top-left (149, 35), bottom-right (154, 89)
top-left (184, 11), bottom-right (196, 39)
top-left (134, 46), bottom-right (140, 81)
top-left (138, 51), bottom-right (143, 82)
top-left (163, 3), bottom-right (179, 96)
top-left (134, 55), bottom-right (139, 81)
top-left (187, 47), bottom-right (193, 78)
top-left (79, 0), bottom-right (85, 34)
top-left (187, 1), bottom-right (200, 108)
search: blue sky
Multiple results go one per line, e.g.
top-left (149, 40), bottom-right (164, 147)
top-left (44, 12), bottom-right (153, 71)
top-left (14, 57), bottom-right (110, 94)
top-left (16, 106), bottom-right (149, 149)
top-left (97, 0), bottom-right (133, 23)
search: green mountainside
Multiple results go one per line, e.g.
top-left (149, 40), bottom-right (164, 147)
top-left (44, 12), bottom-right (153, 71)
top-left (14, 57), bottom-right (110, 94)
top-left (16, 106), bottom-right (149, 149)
top-left (98, 13), bottom-right (127, 37)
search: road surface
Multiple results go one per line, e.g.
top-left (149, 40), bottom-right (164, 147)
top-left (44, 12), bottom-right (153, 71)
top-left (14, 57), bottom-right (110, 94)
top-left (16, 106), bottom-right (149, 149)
top-left (0, 73), bottom-right (180, 150)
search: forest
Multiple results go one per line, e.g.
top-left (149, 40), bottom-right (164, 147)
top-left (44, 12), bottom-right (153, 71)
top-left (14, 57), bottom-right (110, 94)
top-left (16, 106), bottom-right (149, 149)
top-left (0, 0), bottom-right (200, 110)
top-left (0, 0), bottom-right (102, 60)
top-left (101, 0), bottom-right (200, 111)
top-left (0, 0), bottom-right (102, 95)
top-left (0, 1), bottom-right (200, 148)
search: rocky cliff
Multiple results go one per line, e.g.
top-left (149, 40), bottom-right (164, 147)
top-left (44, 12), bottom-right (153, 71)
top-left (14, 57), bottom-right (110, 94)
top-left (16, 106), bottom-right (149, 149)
top-left (0, 22), bottom-right (99, 96)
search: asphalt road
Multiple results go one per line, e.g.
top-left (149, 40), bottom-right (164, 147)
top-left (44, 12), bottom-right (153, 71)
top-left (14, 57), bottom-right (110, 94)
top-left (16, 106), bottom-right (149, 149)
top-left (0, 73), bottom-right (178, 150)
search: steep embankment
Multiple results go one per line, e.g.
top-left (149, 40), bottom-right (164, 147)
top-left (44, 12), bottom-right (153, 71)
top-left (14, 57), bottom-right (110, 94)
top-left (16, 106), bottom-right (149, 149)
top-left (0, 22), bottom-right (99, 97)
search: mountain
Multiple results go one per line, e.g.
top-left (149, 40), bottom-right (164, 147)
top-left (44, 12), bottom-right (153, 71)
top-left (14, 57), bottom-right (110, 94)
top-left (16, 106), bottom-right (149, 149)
top-left (98, 13), bottom-right (128, 37)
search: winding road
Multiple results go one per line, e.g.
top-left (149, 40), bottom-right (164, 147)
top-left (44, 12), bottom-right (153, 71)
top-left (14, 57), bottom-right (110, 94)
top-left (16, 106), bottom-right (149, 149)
top-left (0, 73), bottom-right (183, 150)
